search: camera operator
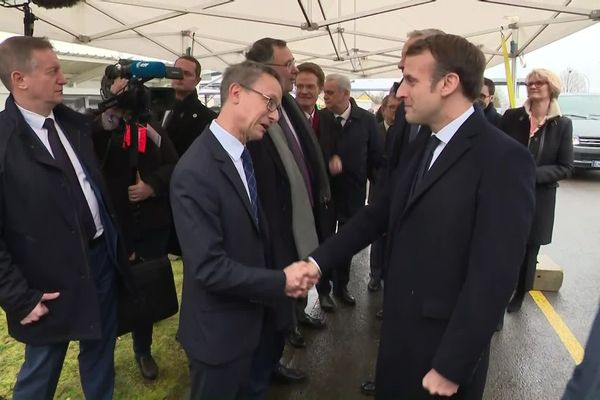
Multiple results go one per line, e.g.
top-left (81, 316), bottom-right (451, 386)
top-left (91, 78), bottom-right (179, 380)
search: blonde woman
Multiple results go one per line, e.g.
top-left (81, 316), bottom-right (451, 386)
top-left (500, 68), bottom-right (574, 312)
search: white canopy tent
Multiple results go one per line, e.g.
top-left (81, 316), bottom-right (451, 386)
top-left (0, 0), bottom-right (598, 83)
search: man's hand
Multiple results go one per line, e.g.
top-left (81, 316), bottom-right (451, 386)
top-left (110, 77), bottom-right (128, 95)
top-left (283, 261), bottom-right (320, 298)
top-left (100, 107), bottom-right (124, 131)
top-left (128, 172), bottom-right (155, 202)
top-left (20, 292), bottom-right (60, 325)
top-left (329, 155), bottom-right (343, 176)
top-left (422, 368), bottom-right (459, 397)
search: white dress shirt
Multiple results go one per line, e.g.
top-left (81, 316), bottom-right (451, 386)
top-left (209, 120), bottom-right (252, 202)
top-left (333, 102), bottom-right (352, 127)
top-left (429, 105), bottom-right (475, 169)
top-left (17, 104), bottom-right (104, 237)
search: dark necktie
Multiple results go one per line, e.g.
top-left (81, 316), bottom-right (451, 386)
top-left (410, 134), bottom-right (441, 197)
top-left (44, 118), bottom-right (97, 240)
top-left (278, 108), bottom-right (314, 207)
top-left (241, 147), bottom-right (259, 226)
top-left (335, 115), bottom-right (344, 129)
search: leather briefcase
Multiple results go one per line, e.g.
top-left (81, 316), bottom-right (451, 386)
top-left (117, 255), bottom-right (179, 336)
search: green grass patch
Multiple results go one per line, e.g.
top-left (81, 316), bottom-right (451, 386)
top-left (0, 260), bottom-right (188, 400)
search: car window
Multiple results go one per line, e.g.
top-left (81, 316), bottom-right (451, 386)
top-left (558, 95), bottom-right (600, 119)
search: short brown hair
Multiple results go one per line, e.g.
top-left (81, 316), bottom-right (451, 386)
top-left (175, 55), bottom-right (202, 78)
top-left (245, 38), bottom-right (287, 64)
top-left (406, 34), bottom-right (485, 101)
top-left (297, 62), bottom-right (325, 88)
top-left (220, 60), bottom-right (282, 103)
top-left (0, 36), bottom-right (54, 91)
top-left (483, 77), bottom-right (496, 95)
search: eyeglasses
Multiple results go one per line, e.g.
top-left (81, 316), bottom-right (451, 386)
top-left (526, 81), bottom-right (547, 88)
top-left (239, 83), bottom-right (279, 112)
top-left (268, 59), bottom-right (296, 71)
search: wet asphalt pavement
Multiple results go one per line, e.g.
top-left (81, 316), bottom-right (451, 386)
top-left (266, 170), bottom-right (600, 400)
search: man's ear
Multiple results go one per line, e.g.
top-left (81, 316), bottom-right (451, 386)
top-left (229, 82), bottom-right (242, 105)
top-left (11, 71), bottom-right (27, 91)
top-left (439, 72), bottom-right (460, 98)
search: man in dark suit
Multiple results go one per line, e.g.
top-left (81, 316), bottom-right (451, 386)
top-left (306, 34), bottom-right (536, 399)
top-left (477, 77), bottom-right (502, 128)
top-left (367, 94), bottom-right (400, 293)
top-left (317, 74), bottom-right (383, 308)
top-left (162, 55), bottom-right (217, 157)
top-left (0, 36), bottom-right (130, 399)
top-left (361, 29), bottom-right (445, 396)
top-left (245, 39), bottom-right (331, 362)
top-left (296, 62), bottom-right (325, 136)
top-left (171, 60), bottom-right (319, 400)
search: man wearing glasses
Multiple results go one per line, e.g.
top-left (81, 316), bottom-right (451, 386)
top-left (245, 38), bottom-right (333, 384)
top-left (171, 61), bottom-right (319, 400)
top-left (477, 77), bottom-right (502, 128)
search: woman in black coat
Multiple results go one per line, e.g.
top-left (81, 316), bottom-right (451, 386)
top-left (500, 68), bottom-right (573, 312)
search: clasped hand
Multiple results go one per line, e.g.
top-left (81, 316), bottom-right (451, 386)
top-left (283, 261), bottom-right (320, 298)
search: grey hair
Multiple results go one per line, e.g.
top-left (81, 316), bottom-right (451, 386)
top-left (325, 73), bottom-right (351, 93)
top-left (407, 28), bottom-right (445, 39)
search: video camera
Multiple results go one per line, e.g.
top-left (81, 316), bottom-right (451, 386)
top-left (98, 59), bottom-right (183, 120)
top-left (97, 59), bottom-right (183, 173)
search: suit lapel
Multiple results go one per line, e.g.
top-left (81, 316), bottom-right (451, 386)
top-left (387, 130), bottom-right (429, 230)
top-left (402, 114), bottom-right (479, 214)
top-left (17, 125), bottom-right (59, 169)
top-left (206, 131), bottom-right (259, 231)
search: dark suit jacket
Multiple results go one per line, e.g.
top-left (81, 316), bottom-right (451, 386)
top-left (163, 89), bottom-right (216, 156)
top-left (0, 96), bottom-right (130, 345)
top-left (312, 110), bottom-right (536, 399)
top-left (171, 127), bottom-right (287, 365)
top-left (500, 107), bottom-right (573, 244)
top-left (247, 133), bottom-right (296, 330)
top-left (482, 103), bottom-right (502, 128)
top-left (319, 99), bottom-right (383, 220)
top-left (367, 121), bottom-right (388, 204)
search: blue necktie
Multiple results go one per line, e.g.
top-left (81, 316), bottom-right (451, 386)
top-left (241, 148), bottom-right (259, 225)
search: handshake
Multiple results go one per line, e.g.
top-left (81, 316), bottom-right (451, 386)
top-left (283, 260), bottom-right (321, 298)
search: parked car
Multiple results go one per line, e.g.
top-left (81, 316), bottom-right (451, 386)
top-left (559, 94), bottom-right (600, 170)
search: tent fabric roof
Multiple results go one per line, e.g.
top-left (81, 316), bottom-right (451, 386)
top-left (0, 0), bottom-right (598, 78)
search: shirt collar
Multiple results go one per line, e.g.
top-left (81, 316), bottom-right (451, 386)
top-left (434, 105), bottom-right (474, 145)
top-left (335, 102), bottom-right (351, 122)
top-left (303, 108), bottom-right (316, 120)
top-left (16, 104), bottom-right (55, 131)
top-left (209, 120), bottom-right (245, 161)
